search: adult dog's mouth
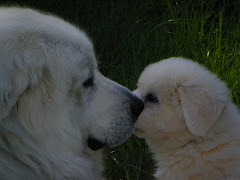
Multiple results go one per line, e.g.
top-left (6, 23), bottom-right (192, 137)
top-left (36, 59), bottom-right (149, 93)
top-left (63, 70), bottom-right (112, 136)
top-left (88, 127), bottom-right (133, 150)
top-left (87, 137), bottom-right (105, 151)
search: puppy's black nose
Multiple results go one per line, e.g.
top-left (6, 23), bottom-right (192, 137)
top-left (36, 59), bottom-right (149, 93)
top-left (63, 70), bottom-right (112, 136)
top-left (130, 95), bottom-right (144, 123)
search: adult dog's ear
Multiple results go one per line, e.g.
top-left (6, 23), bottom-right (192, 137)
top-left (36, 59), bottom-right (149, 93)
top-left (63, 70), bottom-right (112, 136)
top-left (0, 45), bottom-right (46, 121)
top-left (177, 83), bottom-right (226, 136)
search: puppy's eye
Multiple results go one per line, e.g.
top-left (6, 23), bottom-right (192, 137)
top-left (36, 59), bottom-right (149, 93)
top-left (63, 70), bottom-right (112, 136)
top-left (146, 93), bottom-right (158, 103)
top-left (83, 75), bottom-right (94, 88)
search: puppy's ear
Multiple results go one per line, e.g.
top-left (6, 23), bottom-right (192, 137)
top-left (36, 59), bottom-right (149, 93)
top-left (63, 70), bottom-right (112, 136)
top-left (177, 84), bottom-right (226, 136)
top-left (0, 47), bottom-right (46, 121)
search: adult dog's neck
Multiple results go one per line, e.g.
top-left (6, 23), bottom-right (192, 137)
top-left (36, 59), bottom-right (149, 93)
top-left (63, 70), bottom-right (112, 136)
top-left (0, 115), bottom-right (97, 180)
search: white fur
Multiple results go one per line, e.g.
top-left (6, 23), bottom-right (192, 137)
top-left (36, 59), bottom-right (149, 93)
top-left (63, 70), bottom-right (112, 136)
top-left (0, 7), bottom-right (142, 179)
top-left (134, 57), bottom-right (240, 180)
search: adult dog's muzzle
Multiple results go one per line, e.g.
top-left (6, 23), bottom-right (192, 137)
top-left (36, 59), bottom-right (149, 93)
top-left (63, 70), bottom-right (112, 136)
top-left (87, 95), bottom-right (144, 151)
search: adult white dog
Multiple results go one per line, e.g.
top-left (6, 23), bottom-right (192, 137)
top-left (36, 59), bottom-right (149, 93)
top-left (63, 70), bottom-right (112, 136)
top-left (134, 57), bottom-right (240, 180)
top-left (0, 7), bottom-right (144, 179)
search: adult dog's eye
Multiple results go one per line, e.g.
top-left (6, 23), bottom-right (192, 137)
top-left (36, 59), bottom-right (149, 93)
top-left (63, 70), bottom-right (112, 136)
top-left (83, 75), bottom-right (94, 88)
top-left (146, 93), bottom-right (158, 103)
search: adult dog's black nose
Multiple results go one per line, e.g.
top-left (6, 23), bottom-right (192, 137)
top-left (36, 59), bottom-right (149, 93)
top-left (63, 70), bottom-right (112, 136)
top-left (130, 95), bottom-right (144, 123)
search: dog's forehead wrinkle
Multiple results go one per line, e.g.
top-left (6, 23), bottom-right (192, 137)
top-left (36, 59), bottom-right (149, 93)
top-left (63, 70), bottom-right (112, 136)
top-left (14, 29), bottom-right (94, 57)
top-left (70, 62), bottom-right (96, 85)
top-left (7, 24), bottom-right (97, 71)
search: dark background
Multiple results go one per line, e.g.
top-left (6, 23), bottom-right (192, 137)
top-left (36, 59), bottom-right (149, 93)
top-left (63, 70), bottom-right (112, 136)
top-left (1, 1), bottom-right (240, 179)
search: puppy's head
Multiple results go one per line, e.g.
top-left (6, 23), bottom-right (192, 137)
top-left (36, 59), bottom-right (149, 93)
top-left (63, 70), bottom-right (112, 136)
top-left (134, 57), bottom-right (229, 145)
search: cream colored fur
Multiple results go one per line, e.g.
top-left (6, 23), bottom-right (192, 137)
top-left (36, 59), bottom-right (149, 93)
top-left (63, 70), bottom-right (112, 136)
top-left (0, 7), bottom-right (143, 179)
top-left (134, 57), bottom-right (240, 180)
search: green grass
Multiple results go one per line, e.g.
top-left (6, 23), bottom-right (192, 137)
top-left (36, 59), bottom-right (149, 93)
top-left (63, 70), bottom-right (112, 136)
top-left (1, 0), bottom-right (240, 179)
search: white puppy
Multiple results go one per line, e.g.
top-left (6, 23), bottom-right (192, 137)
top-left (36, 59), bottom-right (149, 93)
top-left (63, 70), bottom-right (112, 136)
top-left (0, 7), bottom-right (144, 179)
top-left (134, 57), bottom-right (240, 180)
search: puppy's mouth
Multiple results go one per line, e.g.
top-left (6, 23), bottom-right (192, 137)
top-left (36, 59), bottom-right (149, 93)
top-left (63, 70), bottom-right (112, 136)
top-left (133, 127), bottom-right (144, 136)
top-left (87, 137), bottom-right (106, 151)
top-left (134, 128), bottom-right (143, 133)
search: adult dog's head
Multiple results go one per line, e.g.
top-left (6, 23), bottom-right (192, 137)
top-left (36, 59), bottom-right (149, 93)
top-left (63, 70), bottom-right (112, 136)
top-left (134, 57), bottom-right (229, 150)
top-left (0, 7), bottom-right (144, 155)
